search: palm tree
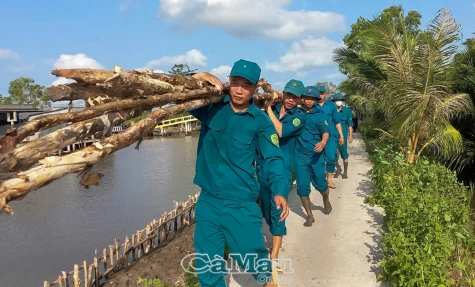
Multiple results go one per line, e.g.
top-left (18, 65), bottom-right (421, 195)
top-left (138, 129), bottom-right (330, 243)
top-left (333, 8), bottom-right (473, 164)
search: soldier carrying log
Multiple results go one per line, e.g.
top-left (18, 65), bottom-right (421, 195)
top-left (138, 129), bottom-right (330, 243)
top-left (187, 59), bottom-right (289, 287)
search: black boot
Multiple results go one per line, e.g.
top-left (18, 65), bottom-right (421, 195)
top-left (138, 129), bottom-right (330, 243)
top-left (334, 161), bottom-right (342, 178)
top-left (342, 162), bottom-right (349, 179)
top-left (321, 189), bottom-right (332, 214)
top-left (300, 196), bottom-right (315, 227)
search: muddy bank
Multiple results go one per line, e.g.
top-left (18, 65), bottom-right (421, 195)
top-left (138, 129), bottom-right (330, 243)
top-left (106, 224), bottom-right (196, 287)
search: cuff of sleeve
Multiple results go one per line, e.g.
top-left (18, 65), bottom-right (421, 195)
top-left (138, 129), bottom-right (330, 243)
top-left (272, 184), bottom-right (289, 198)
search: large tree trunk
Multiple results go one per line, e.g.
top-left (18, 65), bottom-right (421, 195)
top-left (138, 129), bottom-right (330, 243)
top-left (6, 87), bottom-right (220, 148)
top-left (0, 110), bottom-right (135, 173)
top-left (0, 96), bottom-right (224, 215)
top-left (48, 69), bottom-right (210, 101)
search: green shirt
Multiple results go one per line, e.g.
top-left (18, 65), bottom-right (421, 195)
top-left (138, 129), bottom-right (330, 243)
top-left (190, 96), bottom-right (289, 201)
top-left (296, 106), bottom-right (330, 155)
top-left (337, 106), bottom-right (353, 138)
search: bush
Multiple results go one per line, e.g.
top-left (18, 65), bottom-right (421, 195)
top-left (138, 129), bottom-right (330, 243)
top-left (363, 136), bottom-right (475, 286)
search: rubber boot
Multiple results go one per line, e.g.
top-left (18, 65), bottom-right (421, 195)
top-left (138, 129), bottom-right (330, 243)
top-left (300, 196), bottom-right (315, 227)
top-left (334, 161), bottom-right (342, 178)
top-left (342, 162), bottom-right (349, 179)
top-left (321, 189), bottom-right (332, 214)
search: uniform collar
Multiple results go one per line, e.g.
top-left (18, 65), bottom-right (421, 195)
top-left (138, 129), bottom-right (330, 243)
top-left (273, 103), bottom-right (297, 118)
top-left (223, 95), bottom-right (257, 116)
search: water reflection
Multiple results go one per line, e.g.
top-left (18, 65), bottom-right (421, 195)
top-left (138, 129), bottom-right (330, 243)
top-left (0, 135), bottom-right (200, 287)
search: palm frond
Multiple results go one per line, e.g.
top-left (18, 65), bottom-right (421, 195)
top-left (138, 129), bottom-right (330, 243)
top-left (435, 93), bottom-right (473, 121)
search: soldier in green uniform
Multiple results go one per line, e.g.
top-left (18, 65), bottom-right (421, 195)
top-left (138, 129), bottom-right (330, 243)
top-left (315, 86), bottom-right (344, 189)
top-left (332, 93), bottom-right (353, 179)
top-left (256, 79), bottom-right (306, 271)
top-left (188, 59), bottom-right (289, 287)
top-left (294, 86), bottom-right (331, 227)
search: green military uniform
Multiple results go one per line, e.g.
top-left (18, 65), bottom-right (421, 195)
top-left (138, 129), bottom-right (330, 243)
top-left (189, 59), bottom-right (289, 286)
top-left (256, 79), bottom-right (306, 236)
top-left (315, 86), bottom-right (341, 174)
top-left (332, 93), bottom-right (353, 160)
top-left (295, 86), bottom-right (330, 196)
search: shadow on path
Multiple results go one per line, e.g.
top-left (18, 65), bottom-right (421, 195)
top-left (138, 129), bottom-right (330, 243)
top-left (357, 171), bottom-right (391, 287)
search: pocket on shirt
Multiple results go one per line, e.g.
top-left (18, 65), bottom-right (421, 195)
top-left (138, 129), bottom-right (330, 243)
top-left (206, 117), bottom-right (225, 132)
top-left (229, 129), bottom-right (255, 157)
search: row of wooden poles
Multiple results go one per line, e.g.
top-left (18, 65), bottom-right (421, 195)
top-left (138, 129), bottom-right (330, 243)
top-left (43, 192), bottom-right (199, 287)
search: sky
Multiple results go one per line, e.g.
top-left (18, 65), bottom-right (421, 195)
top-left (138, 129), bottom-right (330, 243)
top-left (0, 0), bottom-right (474, 107)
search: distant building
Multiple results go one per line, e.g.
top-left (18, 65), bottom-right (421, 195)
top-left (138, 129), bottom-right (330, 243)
top-left (0, 104), bottom-right (44, 135)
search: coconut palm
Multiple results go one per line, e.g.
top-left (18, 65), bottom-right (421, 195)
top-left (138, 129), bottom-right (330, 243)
top-left (333, 8), bottom-right (473, 164)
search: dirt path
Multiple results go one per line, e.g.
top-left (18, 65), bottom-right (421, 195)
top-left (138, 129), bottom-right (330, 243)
top-left (227, 133), bottom-right (389, 287)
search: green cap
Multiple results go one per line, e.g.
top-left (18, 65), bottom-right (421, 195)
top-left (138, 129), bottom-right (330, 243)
top-left (319, 85), bottom-right (327, 93)
top-left (302, 86), bottom-right (322, 100)
top-left (283, 79), bottom-right (305, 97)
top-left (229, 59), bottom-right (261, 84)
top-left (331, 93), bottom-right (345, 101)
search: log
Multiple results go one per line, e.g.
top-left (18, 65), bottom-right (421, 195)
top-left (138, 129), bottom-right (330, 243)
top-left (7, 87), bottom-right (220, 148)
top-left (48, 69), bottom-right (209, 101)
top-left (0, 95), bottom-right (224, 215)
top-left (0, 110), bottom-right (133, 173)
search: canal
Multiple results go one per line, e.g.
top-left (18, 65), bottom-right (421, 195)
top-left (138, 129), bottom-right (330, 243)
top-left (0, 135), bottom-right (201, 287)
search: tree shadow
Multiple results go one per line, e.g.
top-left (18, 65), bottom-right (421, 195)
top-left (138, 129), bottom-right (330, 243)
top-left (357, 174), bottom-right (392, 287)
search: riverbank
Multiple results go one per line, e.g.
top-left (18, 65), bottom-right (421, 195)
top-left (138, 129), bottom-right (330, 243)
top-left (106, 224), bottom-right (196, 287)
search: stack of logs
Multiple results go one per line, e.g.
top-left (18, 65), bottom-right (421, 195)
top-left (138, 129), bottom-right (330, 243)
top-left (0, 66), bottom-right (283, 215)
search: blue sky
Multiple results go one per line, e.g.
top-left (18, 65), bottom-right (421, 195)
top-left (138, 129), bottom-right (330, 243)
top-left (1, 0), bottom-right (474, 107)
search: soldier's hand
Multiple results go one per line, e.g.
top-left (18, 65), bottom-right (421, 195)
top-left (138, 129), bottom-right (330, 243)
top-left (314, 141), bottom-right (326, 153)
top-left (192, 72), bottom-right (224, 93)
top-left (274, 195), bottom-right (289, 221)
top-left (339, 137), bottom-right (344, 145)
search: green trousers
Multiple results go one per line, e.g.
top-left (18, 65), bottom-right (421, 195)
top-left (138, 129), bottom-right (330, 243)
top-left (194, 191), bottom-right (273, 286)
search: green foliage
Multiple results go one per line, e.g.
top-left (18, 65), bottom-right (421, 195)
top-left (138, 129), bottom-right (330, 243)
top-left (169, 64), bottom-right (198, 75)
top-left (0, 94), bottom-right (12, 104)
top-left (7, 77), bottom-right (51, 109)
top-left (125, 110), bottom-right (152, 124)
top-left (183, 259), bottom-right (200, 287)
top-left (362, 129), bottom-right (475, 286)
top-left (334, 7), bottom-right (474, 165)
top-left (314, 82), bottom-right (338, 94)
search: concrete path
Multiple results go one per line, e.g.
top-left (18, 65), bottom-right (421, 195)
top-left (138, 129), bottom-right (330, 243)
top-left (226, 133), bottom-right (389, 287)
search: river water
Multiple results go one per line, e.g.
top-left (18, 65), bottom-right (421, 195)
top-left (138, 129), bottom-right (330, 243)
top-left (0, 135), bottom-right (201, 287)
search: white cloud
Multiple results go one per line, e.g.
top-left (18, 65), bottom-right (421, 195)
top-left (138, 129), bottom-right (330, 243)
top-left (153, 69), bottom-right (164, 73)
top-left (52, 77), bottom-right (76, 86)
top-left (52, 53), bottom-right (104, 85)
top-left (210, 65), bottom-right (232, 82)
top-left (265, 37), bottom-right (342, 72)
top-left (53, 53), bottom-right (104, 69)
top-left (0, 48), bottom-right (19, 59)
top-left (144, 49), bottom-right (207, 69)
top-left (157, 0), bottom-right (345, 40)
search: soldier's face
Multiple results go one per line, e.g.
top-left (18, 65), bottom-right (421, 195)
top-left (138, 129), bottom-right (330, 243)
top-left (319, 92), bottom-right (327, 102)
top-left (302, 96), bottom-right (316, 109)
top-left (282, 92), bottom-right (299, 110)
top-left (229, 76), bottom-right (256, 107)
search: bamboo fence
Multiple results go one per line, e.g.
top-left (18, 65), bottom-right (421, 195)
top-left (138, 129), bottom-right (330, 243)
top-left (43, 192), bottom-right (199, 287)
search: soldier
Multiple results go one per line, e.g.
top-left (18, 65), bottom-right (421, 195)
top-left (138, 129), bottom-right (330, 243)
top-left (189, 59), bottom-right (289, 287)
top-left (332, 93), bottom-right (353, 179)
top-left (315, 86), bottom-right (344, 189)
top-left (257, 79), bottom-right (306, 271)
top-left (294, 86), bottom-right (331, 227)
